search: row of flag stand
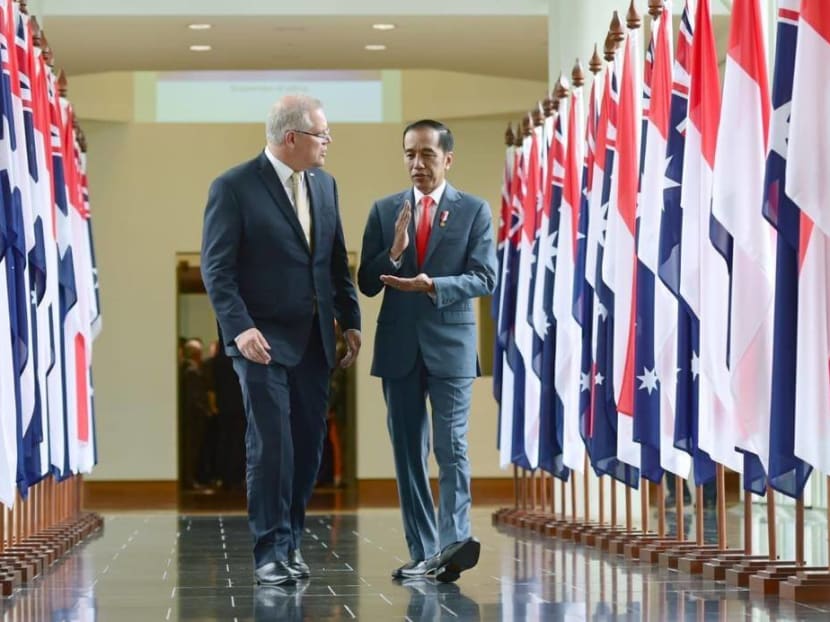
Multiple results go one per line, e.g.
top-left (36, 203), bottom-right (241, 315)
top-left (494, 470), bottom-right (830, 601)
top-left (491, 0), bottom-right (830, 604)
top-left (1, 478), bottom-right (102, 597)
top-left (0, 0), bottom-right (104, 598)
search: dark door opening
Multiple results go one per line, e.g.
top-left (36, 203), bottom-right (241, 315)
top-left (175, 255), bottom-right (358, 511)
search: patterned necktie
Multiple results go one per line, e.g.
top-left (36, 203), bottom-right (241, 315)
top-left (290, 171), bottom-right (312, 248)
top-left (416, 195), bottom-right (434, 267)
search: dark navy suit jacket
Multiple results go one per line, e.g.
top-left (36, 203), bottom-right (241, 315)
top-left (201, 151), bottom-right (360, 369)
top-left (358, 183), bottom-right (497, 379)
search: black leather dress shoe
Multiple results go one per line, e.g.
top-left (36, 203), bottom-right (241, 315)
top-left (254, 561), bottom-right (296, 586)
top-left (287, 549), bottom-right (310, 579)
top-left (391, 554), bottom-right (440, 579)
top-left (435, 537), bottom-right (480, 583)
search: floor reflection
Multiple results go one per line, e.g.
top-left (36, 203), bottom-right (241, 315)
top-left (1, 506), bottom-right (829, 621)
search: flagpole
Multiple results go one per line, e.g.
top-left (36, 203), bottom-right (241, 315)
top-left (583, 456), bottom-right (590, 526)
top-left (795, 494), bottom-right (804, 567)
top-left (656, 480), bottom-right (665, 540)
top-left (695, 485), bottom-right (704, 546)
top-left (716, 464), bottom-right (727, 550)
top-left (675, 476), bottom-right (684, 540)
top-left (742, 486), bottom-right (752, 556)
top-left (766, 486), bottom-right (776, 560)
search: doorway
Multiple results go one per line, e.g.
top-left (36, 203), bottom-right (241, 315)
top-left (175, 253), bottom-right (358, 511)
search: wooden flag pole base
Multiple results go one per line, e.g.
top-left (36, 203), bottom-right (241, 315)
top-left (0, 510), bottom-right (102, 590)
top-left (727, 559), bottom-right (801, 587)
top-left (593, 526), bottom-right (632, 551)
top-left (0, 554), bottom-right (37, 583)
top-left (551, 517), bottom-right (590, 540)
top-left (0, 563), bottom-right (21, 595)
top-left (624, 535), bottom-right (683, 560)
top-left (637, 538), bottom-right (695, 563)
top-left (575, 522), bottom-right (619, 547)
top-left (564, 519), bottom-right (605, 541)
top-left (607, 530), bottom-right (650, 556)
top-left (491, 508), bottom-right (513, 525)
top-left (526, 513), bottom-right (551, 533)
top-left (780, 571), bottom-right (830, 602)
top-left (658, 544), bottom-right (721, 569)
top-left (695, 554), bottom-right (773, 581)
top-left (677, 548), bottom-right (749, 574)
top-left (748, 565), bottom-right (825, 595)
top-left (494, 467), bottom-right (524, 526)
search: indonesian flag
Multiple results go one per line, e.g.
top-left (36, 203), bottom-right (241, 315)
top-left (556, 76), bottom-right (585, 472)
top-left (607, 19), bottom-right (642, 468)
top-left (791, 0), bottom-right (830, 475)
top-left (681, 0), bottom-right (743, 473)
top-left (709, 0), bottom-right (774, 477)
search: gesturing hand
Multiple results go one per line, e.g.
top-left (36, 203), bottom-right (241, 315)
top-left (390, 200), bottom-right (412, 261)
top-left (235, 327), bottom-right (271, 364)
top-left (379, 272), bottom-right (434, 293)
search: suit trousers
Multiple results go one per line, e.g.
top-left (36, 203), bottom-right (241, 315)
top-left (382, 353), bottom-right (474, 561)
top-left (232, 320), bottom-right (329, 567)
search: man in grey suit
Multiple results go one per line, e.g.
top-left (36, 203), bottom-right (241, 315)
top-left (201, 95), bottom-right (361, 586)
top-left (358, 120), bottom-right (497, 582)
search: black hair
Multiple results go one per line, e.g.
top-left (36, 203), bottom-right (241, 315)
top-left (402, 119), bottom-right (454, 152)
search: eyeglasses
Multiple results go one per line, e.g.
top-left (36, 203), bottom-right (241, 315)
top-left (290, 129), bottom-right (332, 142)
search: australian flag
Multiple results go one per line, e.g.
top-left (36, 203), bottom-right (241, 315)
top-left (762, 0), bottom-right (812, 499)
top-left (658, 3), bottom-right (715, 487)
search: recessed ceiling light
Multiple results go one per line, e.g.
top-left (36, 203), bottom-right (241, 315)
top-left (365, 44), bottom-right (386, 51)
top-left (372, 23), bottom-right (396, 31)
top-left (188, 23), bottom-right (212, 30)
top-left (189, 44), bottom-right (212, 52)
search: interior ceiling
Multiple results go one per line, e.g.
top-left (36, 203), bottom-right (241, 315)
top-left (41, 15), bottom-right (549, 80)
top-left (40, 13), bottom-right (730, 81)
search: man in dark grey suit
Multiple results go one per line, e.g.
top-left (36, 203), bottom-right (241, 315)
top-left (201, 94), bottom-right (361, 586)
top-left (359, 120), bottom-right (497, 582)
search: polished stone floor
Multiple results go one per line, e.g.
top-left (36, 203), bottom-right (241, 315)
top-left (2, 506), bottom-right (830, 621)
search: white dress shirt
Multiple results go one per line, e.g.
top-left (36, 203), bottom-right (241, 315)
top-left (390, 181), bottom-right (447, 269)
top-left (263, 147), bottom-right (311, 245)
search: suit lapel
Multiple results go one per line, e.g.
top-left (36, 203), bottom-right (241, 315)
top-left (306, 170), bottom-right (321, 254)
top-left (403, 190), bottom-right (419, 271)
top-left (422, 183), bottom-right (459, 267)
top-left (256, 152), bottom-right (310, 254)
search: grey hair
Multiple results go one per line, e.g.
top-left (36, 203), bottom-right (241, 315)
top-left (265, 94), bottom-right (323, 145)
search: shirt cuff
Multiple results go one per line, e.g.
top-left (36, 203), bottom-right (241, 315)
top-left (389, 254), bottom-right (402, 270)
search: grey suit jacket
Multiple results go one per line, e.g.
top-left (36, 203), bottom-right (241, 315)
top-left (358, 183), bottom-right (497, 379)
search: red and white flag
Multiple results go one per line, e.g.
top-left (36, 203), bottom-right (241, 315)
top-left (517, 126), bottom-right (542, 469)
top-left (709, 0), bottom-right (774, 472)
top-left (556, 74), bottom-right (585, 472)
top-left (606, 17), bottom-right (642, 468)
top-left (791, 0), bottom-right (830, 475)
top-left (681, 0), bottom-right (743, 472)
